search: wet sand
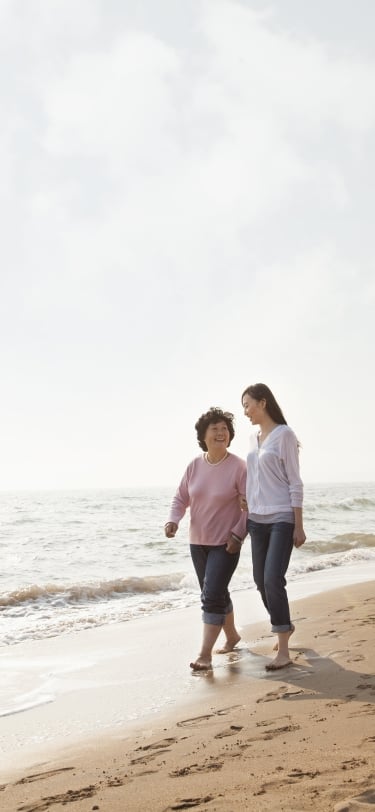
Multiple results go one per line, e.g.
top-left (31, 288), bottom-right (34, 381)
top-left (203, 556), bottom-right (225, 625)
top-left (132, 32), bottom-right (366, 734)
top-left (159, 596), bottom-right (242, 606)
top-left (1, 579), bottom-right (374, 811)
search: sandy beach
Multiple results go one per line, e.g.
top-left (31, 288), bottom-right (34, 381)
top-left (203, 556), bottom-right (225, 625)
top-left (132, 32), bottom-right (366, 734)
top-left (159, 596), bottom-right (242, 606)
top-left (1, 577), bottom-right (374, 811)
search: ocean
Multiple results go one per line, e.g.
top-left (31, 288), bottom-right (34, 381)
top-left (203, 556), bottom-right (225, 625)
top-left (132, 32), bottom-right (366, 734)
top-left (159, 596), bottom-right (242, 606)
top-left (1, 482), bottom-right (374, 649)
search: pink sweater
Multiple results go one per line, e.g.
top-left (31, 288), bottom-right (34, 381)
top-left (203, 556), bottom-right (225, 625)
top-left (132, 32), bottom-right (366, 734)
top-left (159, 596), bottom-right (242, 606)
top-left (168, 453), bottom-right (247, 546)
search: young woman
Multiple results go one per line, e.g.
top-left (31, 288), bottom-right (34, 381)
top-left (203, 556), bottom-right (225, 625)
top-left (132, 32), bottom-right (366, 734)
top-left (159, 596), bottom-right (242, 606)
top-left (165, 408), bottom-right (247, 671)
top-left (241, 383), bottom-right (306, 671)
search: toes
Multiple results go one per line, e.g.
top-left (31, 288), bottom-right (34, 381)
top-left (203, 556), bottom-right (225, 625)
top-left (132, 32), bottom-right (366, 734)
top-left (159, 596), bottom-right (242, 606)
top-left (190, 661), bottom-right (212, 671)
top-left (265, 660), bottom-right (292, 672)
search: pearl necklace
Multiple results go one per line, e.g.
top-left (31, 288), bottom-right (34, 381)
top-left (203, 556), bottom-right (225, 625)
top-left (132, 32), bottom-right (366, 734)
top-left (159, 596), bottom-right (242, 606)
top-left (205, 451), bottom-right (228, 466)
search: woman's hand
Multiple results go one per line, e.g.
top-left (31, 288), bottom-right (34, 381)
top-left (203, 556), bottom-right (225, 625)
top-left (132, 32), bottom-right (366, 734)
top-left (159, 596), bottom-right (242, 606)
top-left (226, 535), bottom-right (242, 554)
top-left (239, 495), bottom-right (248, 511)
top-left (164, 522), bottom-right (178, 538)
top-left (293, 508), bottom-right (306, 548)
top-left (293, 526), bottom-right (306, 548)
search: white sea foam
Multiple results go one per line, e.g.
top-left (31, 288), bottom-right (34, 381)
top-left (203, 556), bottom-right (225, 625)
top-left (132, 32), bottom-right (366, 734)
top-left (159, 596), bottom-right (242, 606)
top-left (0, 483), bottom-right (374, 647)
top-left (0, 696), bottom-right (55, 718)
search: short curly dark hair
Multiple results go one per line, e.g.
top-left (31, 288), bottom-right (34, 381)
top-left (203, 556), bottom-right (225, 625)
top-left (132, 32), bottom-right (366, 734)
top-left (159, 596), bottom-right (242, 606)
top-left (195, 407), bottom-right (235, 451)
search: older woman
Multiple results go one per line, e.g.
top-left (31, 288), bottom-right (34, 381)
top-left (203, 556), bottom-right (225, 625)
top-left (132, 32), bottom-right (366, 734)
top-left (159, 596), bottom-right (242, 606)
top-left (165, 407), bottom-right (247, 671)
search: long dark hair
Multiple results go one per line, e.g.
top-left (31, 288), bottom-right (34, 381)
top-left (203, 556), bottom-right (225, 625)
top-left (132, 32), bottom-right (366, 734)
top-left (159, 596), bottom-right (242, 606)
top-left (241, 383), bottom-right (287, 425)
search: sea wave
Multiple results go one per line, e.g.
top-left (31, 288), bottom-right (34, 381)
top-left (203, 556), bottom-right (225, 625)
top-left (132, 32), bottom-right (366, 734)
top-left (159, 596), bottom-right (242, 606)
top-left (306, 496), bottom-right (375, 511)
top-left (306, 533), bottom-right (375, 555)
top-left (290, 546), bottom-right (375, 575)
top-left (1, 555), bottom-right (373, 647)
top-left (0, 573), bottom-right (187, 609)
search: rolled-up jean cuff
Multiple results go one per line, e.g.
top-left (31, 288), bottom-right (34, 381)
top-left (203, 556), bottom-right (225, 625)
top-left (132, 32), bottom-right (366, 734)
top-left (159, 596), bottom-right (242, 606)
top-left (271, 623), bottom-right (293, 633)
top-left (202, 600), bottom-right (233, 626)
top-left (202, 598), bottom-right (233, 626)
top-left (202, 611), bottom-right (225, 626)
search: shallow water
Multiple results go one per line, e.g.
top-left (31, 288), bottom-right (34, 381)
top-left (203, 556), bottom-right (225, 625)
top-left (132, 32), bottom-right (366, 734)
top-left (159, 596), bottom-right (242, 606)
top-left (1, 482), bottom-right (374, 646)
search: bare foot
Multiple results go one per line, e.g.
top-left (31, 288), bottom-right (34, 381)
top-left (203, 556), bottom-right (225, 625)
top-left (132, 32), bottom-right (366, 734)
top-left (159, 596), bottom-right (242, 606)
top-left (215, 633), bottom-right (241, 654)
top-left (190, 658), bottom-right (212, 671)
top-left (273, 624), bottom-right (295, 651)
top-left (265, 653), bottom-right (292, 671)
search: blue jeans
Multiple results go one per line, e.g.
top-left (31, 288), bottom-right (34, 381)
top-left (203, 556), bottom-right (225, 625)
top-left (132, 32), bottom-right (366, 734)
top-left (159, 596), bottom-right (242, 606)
top-left (247, 519), bottom-right (294, 633)
top-left (190, 544), bottom-right (240, 626)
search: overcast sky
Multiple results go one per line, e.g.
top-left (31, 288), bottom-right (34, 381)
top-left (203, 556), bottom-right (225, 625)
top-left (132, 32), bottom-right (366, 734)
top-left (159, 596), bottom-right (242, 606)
top-left (1, 0), bottom-right (374, 489)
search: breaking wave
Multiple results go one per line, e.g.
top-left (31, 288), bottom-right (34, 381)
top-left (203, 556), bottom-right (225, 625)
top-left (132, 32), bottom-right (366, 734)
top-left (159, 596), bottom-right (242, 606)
top-left (0, 573), bottom-right (187, 610)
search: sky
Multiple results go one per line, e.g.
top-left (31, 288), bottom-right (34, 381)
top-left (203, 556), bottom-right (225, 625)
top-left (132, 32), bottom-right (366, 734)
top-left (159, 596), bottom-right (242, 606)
top-left (1, 0), bottom-right (374, 489)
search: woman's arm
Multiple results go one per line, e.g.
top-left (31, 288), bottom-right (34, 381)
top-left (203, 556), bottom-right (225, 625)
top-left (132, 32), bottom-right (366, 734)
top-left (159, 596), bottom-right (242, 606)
top-left (282, 429), bottom-right (303, 508)
top-left (165, 466), bottom-right (191, 534)
top-left (282, 430), bottom-right (305, 547)
top-left (230, 461), bottom-right (248, 540)
top-left (293, 506), bottom-right (306, 547)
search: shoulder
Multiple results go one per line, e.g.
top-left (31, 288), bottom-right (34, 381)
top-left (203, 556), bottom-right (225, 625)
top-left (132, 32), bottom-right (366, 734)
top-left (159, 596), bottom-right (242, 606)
top-left (278, 425), bottom-right (299, 446)
top-left (184, 454), bottom-right (205, 474)
top-left (227, 453), bottom-right (246, 469)
top-left (277, 424), bottom-right (293, 435)
top-left (281, 425), bottom-right (297, 438)
top-left (191, 453), bottom-right (206, 466)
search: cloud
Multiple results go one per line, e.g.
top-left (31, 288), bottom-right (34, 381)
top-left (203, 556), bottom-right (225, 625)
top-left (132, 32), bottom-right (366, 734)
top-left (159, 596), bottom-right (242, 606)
top-left (23, 0), bottom-right (373, 286)
top-left (0, 0), bottom-right (374, 486)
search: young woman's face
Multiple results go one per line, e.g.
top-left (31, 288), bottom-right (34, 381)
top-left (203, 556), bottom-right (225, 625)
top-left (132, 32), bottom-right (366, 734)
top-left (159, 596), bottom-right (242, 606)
top-left (204, 420), bottom-right (230, 451)
top-left (242, 394), bottom-right (265, 425)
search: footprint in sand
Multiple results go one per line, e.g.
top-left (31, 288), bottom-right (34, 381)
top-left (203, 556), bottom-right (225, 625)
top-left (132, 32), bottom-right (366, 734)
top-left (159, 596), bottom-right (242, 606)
top-left (287, 768), bottom-right (320, 779)
top-left (257, 686), bottom-right (306, 703)
top-left (170, 760), bottom-right (223, 776)
top-left (177, 713), bottom-right (213, 727)
top-left (177, 705), bottom-right (243, 727)
top-left (256, 686), bottom-right (287, 703)
top-left (130, 736), bottom-right (178, 765)
top-left (245, 722), bottom-right (300, 744)
top-left (15, 767), bottom-right (75, 786)
top-left (214, 724), bottom-right (243, 738)
top-left (18, 785), bottom-right (97, 812)
top-left (261, 723), bottom-right (300, 740)
top-left (350, 703), bottom-right (375, 717)
top-left (216, 705), bottom-right (243, 715)
top-left (256, 714), bottom-right (292, 727)
top-left (167, 796), bottom-right (214, 810)
top-left (130, 748), bottom-right (173, 765)
top-left (341, 758), bottom-right (368, 770)
top-left (106, 774), bottom-right (133, 786)
top-left (254, 769), bottom-right (320, 795)
top-left (356, 682), bottom-right (375, 691)
top-left (135, 737), bottom-right (177, 751)
top-left (358, 615), bottom-right (375, 626)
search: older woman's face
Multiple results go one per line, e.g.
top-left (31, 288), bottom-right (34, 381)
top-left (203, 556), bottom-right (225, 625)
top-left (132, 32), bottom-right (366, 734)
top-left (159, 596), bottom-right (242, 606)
top-left (204, 420), bottom-right (230, 451)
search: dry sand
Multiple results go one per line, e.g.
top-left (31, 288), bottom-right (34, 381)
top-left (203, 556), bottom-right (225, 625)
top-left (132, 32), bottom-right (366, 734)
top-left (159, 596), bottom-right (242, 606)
top-left (1, 580), bottom-right (374, 812)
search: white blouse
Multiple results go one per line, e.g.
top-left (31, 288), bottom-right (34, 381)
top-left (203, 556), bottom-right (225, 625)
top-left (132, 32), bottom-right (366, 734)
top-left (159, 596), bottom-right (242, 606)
top-left (246, 424), bottom-right (303, 516)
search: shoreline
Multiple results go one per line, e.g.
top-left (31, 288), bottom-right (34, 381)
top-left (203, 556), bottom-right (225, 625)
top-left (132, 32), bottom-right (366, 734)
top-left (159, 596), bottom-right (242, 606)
top-left (1, 577), bottom-right (374, 810)
top-left (0, 561), bottom-right (373, 780)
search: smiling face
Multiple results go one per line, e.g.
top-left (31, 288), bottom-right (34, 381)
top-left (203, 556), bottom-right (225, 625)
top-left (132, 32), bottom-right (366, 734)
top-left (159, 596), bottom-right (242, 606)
top-left (204, 420), bottom-right (230, 455)
top-left (242, 393), bottom-right (266, 426)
